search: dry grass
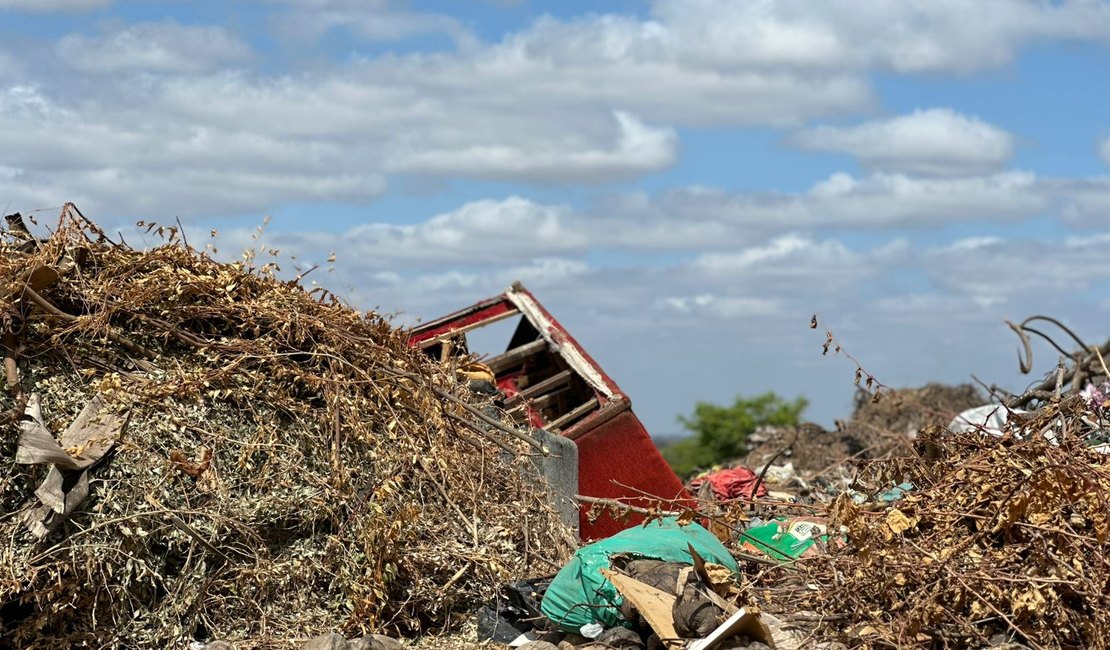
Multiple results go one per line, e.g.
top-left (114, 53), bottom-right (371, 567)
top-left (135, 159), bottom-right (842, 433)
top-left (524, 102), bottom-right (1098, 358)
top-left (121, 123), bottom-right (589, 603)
top-left (0, 206), bottom-right (574, 648)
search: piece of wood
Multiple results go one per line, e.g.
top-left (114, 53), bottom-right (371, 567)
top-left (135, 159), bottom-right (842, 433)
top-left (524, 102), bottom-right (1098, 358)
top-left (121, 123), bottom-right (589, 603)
top-left (506, 386), bottom-right (570, 414)
top-left (2, 333), bottom-right (19, 393)
top-left (687, 607), bottom-right (774, 650)
top-left (485, 338), bottom-right (547, 374)
top-left (505, 369), bottom-right (574, 407)
top-left (600, 569), bottom-right (683, 649)
top-left (546, 397), bottom-right (599, 432)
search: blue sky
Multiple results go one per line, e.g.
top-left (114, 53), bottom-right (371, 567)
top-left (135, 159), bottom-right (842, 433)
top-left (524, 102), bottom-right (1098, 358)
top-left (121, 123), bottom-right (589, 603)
top-left (2, 0), bottom-right (1109, 437)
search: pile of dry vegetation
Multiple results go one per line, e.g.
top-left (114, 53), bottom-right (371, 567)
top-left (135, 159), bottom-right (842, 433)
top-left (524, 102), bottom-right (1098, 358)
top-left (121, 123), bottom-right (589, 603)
top-left (0, 205), bottom-right (574, 648)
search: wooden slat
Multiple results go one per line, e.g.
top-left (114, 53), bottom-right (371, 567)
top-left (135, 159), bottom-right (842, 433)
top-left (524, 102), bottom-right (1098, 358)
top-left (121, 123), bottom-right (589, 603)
top-left (546, 397), bottom-right (599, 432)
top-left (485, 338), bottom-right (547, 374)
top-left (505, 388), bottom-right (566, 417)
top-left (504, 370), bottom-right (573, 407)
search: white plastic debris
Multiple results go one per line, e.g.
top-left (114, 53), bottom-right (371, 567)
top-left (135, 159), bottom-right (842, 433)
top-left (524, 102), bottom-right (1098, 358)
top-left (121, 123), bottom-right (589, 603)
top-left (948, 404), bottom-right (1021, 437)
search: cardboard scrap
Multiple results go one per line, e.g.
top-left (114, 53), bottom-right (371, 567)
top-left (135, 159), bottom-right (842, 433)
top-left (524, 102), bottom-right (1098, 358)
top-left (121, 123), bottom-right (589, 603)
top-left (601, 568), bottom-right (775, 650)
top-left (601, 569), bottom-right (682, 647)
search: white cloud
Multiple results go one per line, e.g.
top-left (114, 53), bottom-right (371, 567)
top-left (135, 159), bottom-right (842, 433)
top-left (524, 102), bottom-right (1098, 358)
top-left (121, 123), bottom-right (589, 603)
top-left (205, 197), bottom-right (586, 271)
top-left (792, 109), bottom-right (1016, 175)
top-left (0, 85), bottom-right (385, 216)
top-left (606, 171), bottom-right (1049, 240)
top-left (56, 22), bottom-right (251, 74)
top-left (268, 0), bottom-right (476, 46)
top-left (924, 233), bottom-right (1110, 302)
top-left (1050, 176), bottom-right (1110, 228)
top-left (688, 234), bottom-right (879, 293)
top-left (654, 294), bottom-right (784, 318)
top-left (343, 197), bottom-right (586, 265)
top-left (169, 167), bottom-right (1076, 275)
top-left (388, 111), bottom-right (677, 182)
top-left (1100, 137), bottom-right (1110, 165)
top-left (0, 0), bottom-right (110, 11)
top-left (1, 2), bottom-right (1108, 219)
top-left (651, 0), bottom-right (1110, 74)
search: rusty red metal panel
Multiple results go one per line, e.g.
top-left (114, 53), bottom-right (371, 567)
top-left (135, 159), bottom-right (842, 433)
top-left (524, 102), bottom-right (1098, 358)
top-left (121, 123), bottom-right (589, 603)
top-left (407, 296), bottom-right (516, 347)
top-left (572, 406), bottom-right (690, 539)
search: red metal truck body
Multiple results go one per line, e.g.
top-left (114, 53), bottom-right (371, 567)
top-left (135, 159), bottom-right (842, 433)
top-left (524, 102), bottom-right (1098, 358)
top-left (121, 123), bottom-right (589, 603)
top-left (408, 283), bottom-right (689, 540)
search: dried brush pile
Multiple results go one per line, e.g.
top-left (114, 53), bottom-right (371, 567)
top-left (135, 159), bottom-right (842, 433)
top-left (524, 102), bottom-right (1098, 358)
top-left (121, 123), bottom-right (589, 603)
top-left (0, 206), bottom-right (574, 648)
top-left (792, 397), bottom-right (1110, 649)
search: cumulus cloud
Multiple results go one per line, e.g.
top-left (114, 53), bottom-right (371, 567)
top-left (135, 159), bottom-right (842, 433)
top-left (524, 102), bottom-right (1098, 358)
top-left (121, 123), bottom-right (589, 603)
top-left (9, 1), bottom-right (1108, 217)
top-left (602, 171), bottom-right (1049, 243)
top-left (171, 168), bottom-right (1080, 277)
top-left (792, 109), bottom-right (1016, 175)
top-left (924, 233), bottom-right (1110, 303)
top-left (651, 0), bottom-right (1110, 74)
top-left (0, 85), bottom-right (386, 216)
top-left (388, 111), bottom-right (677, 182)
top-left (268, 0), bottom-right (476, 46)
top-left (0, 0), bottom-right (110, 11)
top-left (56, 22), bottom-right (251, 74)
top-left (2, 1), bottom-right (1108, 222)
top-left (202, 197), bottom-right (586, 272)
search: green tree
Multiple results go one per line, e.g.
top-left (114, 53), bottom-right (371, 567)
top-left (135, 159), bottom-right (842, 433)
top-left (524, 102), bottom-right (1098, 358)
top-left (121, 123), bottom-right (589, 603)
top-left (663, 392), bottom-right (808, 477)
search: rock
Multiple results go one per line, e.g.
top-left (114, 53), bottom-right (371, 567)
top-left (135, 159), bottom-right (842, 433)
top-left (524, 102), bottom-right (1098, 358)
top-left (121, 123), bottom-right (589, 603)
top-left (517, 643), bottom-right (560, 650)
top-left (205, 642), bottom-right (236, 650)
top-left (596, 626), bottom-right (644, 649)
top-left (557, 642), bottom-right (577, 650)
top-left (303, 633), bottom-right (350, 650)
top-left (349, 635), bottom-right (403, 650)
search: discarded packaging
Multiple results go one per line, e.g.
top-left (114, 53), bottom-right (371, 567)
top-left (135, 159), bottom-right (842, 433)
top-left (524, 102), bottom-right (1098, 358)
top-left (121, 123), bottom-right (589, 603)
top-left (540, 517), bottom-right (738, 633)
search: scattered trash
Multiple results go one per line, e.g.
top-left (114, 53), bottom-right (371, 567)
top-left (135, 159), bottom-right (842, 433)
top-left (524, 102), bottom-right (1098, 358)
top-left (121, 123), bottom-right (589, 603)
top-left (540, 517), bottom-right (738, 633)
top-left (739, 518), bottom-right (835, 561)
top-left (688, 466), bottom-right (768, 500)
top-left (5, 206), bottom-right (1109, 650)
top-left (948, 403), bottom-right (1017, 437)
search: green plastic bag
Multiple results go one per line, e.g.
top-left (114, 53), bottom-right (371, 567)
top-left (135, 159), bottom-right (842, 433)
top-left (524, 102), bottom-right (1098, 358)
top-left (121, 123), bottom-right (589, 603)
top-left (539, 517), bottom-right (739, 633)
top-left (740, 517), bottom-right (830, 561)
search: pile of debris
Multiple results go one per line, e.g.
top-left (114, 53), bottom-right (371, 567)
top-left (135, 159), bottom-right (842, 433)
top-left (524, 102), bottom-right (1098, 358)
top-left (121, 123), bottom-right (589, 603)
top-left (745, 383), bottom-right (984, 474)
top-left (0, 207), bottom-right (574, 648)
top-left (789, 411), bottom-right (1110, 648)
top-left (472, 328), bottom-right (1110, 648)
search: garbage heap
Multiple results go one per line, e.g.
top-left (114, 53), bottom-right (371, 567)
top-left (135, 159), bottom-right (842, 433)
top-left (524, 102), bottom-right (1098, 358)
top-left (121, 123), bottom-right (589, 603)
top-left (745, 383), bottom-right (985, 474)
top-left (516, 384), bottom-right (1110, 647)
top-left (780, 395), bottom-right (1110, 649)
top-left (0, 207), bottom-right (575, 649)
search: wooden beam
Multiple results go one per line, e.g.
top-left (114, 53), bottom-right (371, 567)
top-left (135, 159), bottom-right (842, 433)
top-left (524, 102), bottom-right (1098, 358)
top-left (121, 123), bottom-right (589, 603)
top-left (504, 369), bottom-right (573, 407)
top-left (546, 397), bottom-right (599, 432)
top-left (485, 338), bottom-right (547, 374)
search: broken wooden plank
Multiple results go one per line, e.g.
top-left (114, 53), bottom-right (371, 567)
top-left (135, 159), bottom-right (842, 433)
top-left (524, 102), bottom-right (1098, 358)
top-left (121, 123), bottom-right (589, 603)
top-left (601, 569), bottom-right (683, 649)
top-left (687, 608), bottom-right (775, 650)
top-left (485, 338), bottom-right (548, 374)
top-left (546, 397), bottom-right (599, 432)
top-left (504, 369), bottom-right (574, 407)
